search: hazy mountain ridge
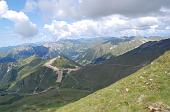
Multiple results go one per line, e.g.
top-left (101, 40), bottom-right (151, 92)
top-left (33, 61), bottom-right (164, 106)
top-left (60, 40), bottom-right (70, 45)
top-left (0, 36), bottom-right (160, 65)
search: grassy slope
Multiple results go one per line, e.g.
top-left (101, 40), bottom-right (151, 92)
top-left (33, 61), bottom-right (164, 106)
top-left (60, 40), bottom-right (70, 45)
top-left (17, 56), bottom-right (45, 80)
top-left (0, 88), bottom-right (90, 112)
top-left (0, 56), bottom-right (90, 112)
top-left (54, 51), bottom-right (170, 112)
top-left (8, 56), bottom-right (45, 90)
top-left (0, 55), bottom-right (81, 94)
top-left (52, 57), bottom-right (79, 69)
top-left (61, 39), bottom-right (170, 91)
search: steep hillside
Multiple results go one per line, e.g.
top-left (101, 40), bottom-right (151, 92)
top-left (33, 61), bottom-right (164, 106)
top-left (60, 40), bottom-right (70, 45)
top-left (0, 55), bottom-right (81, 94)
top-left (62, 39), bottom-right (170, 91)
top-left (0, 56), bottom-right (48, 93)
top-left (0, 56), bottom-right (86, 112)
top-left (55, 51), bottom-right (170, 112)
top-left (8, 61), bottom-right (55, 93)
top-left (0, 62), bottom-right (17, 90)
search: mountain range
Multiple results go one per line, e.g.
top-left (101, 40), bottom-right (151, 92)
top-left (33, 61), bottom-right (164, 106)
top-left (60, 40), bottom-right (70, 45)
top-left (0, 36), bottom-right (169, 112)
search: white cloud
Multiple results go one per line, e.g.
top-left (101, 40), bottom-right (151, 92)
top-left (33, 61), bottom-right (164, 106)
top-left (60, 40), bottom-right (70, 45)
top-left (25, 0), bottom-right (170, 20)
top-left (2, 10), bottom-right (29, 22)
top-left (138, 17), bottom-right (159, 26)
top-left (24, 0), bottom-right (80, 20)
top-left (160, 7), bottom-right (170, 14)
top-left (0, 0), bottom-right (8, 16)
top-left (78, 0), bottom-right (170, 18)
top-left (25, 0), bottom-right (170, 38)
top-left (131, 17), bottom-right (159, 30)
top-left (24, 0), bottom-right (37, 12)
top-left (44, 14), bottom-right (170, 38)
top-left (14, 20), bottom-right (38, 37)
top-left (0, 0), bottom-right (38, 38)
top-left (19, 0), bottom-right (170, 38)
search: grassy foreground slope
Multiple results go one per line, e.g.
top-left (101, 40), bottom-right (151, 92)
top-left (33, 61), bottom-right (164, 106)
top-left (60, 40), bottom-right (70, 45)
top-left (0, 88), bottom-right (90, 112)
top-left (55, 51), bottom-right (170, 112)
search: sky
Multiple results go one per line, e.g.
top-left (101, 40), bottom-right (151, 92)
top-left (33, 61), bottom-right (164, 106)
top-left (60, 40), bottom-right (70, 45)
top-left (0, 0), bottom-right (170, 47)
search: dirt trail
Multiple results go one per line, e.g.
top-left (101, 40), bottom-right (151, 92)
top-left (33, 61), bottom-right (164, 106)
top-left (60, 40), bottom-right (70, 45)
top-left (43, 57), bottom-right (80, 83)
top-left (56, 70), bottom-right (63, 82)
top-left (43, 57), bottom-right (62, 83)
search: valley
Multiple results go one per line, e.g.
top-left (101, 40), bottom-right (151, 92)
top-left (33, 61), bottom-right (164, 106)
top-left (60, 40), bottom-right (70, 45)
top-left (0, 37), bottom-right (169, 112)
top-left (1, 0), bottom-right (170, 111)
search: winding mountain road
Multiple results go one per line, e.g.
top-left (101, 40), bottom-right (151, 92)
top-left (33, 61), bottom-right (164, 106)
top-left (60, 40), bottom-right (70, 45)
top-left (43, 57), bottom-right (80, 83)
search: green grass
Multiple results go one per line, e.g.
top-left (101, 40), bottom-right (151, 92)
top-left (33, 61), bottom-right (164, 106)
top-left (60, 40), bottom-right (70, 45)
top-left (53, 51), bottom-right (170, 112)
top-left (17, 56), bottom-right (45, 80)
top-left (3, 56), bottom-right (80, 94)
top-left (52, 57), bottom-right (79, 69)
top-left (8, 56), bottom-right (46, 89)
top-left (18, 56), bottom-right (40, 66)
top-left (0, 88), bottom-right (90, 112)
top-left (62, 39), bottom-right (170, 92)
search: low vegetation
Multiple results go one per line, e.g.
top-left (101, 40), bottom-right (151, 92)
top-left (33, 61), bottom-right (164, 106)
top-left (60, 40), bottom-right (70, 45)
top-left (52, 57), bottom-right (79, 69)
top-left (0, 88), bottom-right (90, 112)
top-left (54, 51), bottom-right (170, 112)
